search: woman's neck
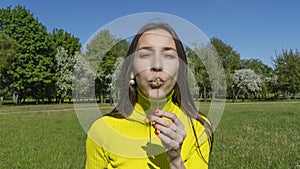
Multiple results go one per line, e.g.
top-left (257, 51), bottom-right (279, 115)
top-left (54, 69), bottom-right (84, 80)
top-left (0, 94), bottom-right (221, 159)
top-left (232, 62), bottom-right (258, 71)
top-left (137, 88), bottom-right (174, 111)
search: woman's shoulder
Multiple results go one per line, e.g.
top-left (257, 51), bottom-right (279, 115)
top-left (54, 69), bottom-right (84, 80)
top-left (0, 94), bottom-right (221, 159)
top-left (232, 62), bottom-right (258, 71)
top-left (89, 114), bottom-right (122, 129)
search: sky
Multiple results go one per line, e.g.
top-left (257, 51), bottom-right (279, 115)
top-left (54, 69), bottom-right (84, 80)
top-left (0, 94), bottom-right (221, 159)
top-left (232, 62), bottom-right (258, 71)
top-left (1, 0), bottom-right (299, 67)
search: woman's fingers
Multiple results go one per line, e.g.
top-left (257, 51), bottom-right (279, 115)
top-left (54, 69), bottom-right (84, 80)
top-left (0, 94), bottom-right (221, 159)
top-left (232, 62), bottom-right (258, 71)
top-left (156, 130), bottom-right (182, 150)
top-left (154, 123), bottom-right (185, 143)
top-left (152, 109), bottom-right (184, 128)
top-left (147, 110), bottom-right (186, 149)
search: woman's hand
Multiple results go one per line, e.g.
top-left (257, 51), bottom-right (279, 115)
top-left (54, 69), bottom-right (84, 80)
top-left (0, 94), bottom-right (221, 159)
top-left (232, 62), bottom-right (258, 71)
top-left (147, 109), bottom-right (187, 169)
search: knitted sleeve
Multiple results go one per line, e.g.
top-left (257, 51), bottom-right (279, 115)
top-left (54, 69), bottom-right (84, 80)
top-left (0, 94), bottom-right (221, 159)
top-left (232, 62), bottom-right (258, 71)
top-left (85, 135), bottom-right (109, 169)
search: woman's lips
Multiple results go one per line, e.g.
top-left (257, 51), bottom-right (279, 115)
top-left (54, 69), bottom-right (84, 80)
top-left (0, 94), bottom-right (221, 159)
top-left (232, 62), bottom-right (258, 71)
top-left (149, 78), bottom-right (164, 88)
top-left (150, 81), bottom-right (162, 87)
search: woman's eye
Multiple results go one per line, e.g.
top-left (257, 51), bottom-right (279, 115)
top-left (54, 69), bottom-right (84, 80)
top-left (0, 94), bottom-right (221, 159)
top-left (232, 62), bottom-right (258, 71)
top-left (138, 53), bottom-right (151, 58)
top-left (164, 54), bottom-right (176, 59)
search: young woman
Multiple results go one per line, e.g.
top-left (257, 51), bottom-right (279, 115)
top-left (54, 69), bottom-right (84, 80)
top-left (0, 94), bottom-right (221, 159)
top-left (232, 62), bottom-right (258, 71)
top-left (85, 22), bottom-right (213, 169)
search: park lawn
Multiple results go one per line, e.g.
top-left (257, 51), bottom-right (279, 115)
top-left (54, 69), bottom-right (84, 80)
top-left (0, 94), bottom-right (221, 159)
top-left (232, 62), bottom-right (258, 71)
top-left (0, 102), bottom-right (299, 168)
top-left (0, 104), bottom-right (87, 169)
top-left (208, 102), bottom-right (300, 169)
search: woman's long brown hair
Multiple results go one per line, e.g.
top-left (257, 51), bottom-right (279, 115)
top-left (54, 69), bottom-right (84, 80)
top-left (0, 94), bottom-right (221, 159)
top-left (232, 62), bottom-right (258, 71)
top-left (106, 22), bottom-right (214, 162)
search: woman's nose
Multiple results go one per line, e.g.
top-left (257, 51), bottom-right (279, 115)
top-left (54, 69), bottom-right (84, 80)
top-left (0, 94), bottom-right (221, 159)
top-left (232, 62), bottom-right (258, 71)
top-left (151, 54), bottom-right (163, 71)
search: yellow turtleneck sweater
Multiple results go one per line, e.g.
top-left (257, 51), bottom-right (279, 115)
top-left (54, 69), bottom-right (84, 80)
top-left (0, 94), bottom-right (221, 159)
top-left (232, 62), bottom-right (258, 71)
top-left (85, 90), bottom-right (211, 169)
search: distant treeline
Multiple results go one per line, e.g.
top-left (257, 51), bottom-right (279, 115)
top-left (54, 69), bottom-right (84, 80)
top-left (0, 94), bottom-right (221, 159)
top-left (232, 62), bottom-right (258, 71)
top-left (0, 5), bottom-right (299, 105)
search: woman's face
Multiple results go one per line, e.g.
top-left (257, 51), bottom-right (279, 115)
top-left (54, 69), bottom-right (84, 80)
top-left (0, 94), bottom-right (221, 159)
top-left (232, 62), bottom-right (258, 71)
top-left (133, 29), bottom-right (179, 99)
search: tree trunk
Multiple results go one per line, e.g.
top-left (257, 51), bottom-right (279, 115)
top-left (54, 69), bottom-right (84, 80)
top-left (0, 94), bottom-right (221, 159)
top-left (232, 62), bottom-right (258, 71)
top-left (242, 93), bottom-right (245, 102)
top-left (100, 93), bottom-right (104, 103)
top-left (286, 91), bottom-right (291, 100)
top-left (199, 92), bottom-right (202, 102)
top-left (0, 96), bottom-right (3, 105)
top-left (231, 85), bottom-right (235, 102)
top-left (212, 92), bottom-right (216, 100)
top-left (13, 91), bottom-right (18, 104)
top-left (203, 85), bottom-right (207, 102)
top-left (235, 89), bottom-right (241, 102)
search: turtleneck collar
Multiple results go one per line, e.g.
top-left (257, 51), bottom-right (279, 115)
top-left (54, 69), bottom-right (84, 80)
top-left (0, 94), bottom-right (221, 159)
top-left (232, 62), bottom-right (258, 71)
top-left (137, 88), bottom-right (174, 111)
top-left (128, 88), bottom-right (176, 124)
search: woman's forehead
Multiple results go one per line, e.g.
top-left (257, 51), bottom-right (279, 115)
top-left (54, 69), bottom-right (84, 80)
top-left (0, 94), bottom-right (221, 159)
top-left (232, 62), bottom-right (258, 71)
top-left (137, 29), bottom-right (176, 49)
top-left (142, 29), bottom-right (173, 38)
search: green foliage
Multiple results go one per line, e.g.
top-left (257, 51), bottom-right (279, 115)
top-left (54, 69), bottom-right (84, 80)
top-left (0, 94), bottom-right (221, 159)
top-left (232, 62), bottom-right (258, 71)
top-left (211, 37), bottom-right (241, 73)
top-left (211, 38), bottom-right (241, 99)
top-left (273, 49), bottom-right (300, 97)
top-left (0, 5), bottom-right (53, 103)
top-left (0, 31), bottom-right (17, 99)
top-left (0, 5), bottom-right (81, 104)
top-left (0, 31), bottom-right (16, 72)
top-left (187, 43), bottom-right (226, 100)
top-left (85, 30), bottom-right (129, 102)
top-left (186, 46), bottom-right (209, 88)
top-left (0, 5), bottom-right (299, 103)
top-left (241, 58), bottom-right (273, 77)
top-left (50, 28), bottom-right (81, 56)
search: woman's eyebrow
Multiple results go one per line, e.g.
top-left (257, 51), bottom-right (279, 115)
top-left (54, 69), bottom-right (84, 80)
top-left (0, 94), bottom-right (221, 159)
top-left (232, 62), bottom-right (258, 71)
top-left (162, 47), bottom-right (176, 52)
top-left (136, 46), bottom-right (153, 51)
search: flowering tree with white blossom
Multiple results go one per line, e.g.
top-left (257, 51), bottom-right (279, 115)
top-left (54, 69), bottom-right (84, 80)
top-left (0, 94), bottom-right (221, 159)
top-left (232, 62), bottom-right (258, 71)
top-left (232, 69), bottom-right (263, 101)
top-left (55, 47), bottom-right (76, 104)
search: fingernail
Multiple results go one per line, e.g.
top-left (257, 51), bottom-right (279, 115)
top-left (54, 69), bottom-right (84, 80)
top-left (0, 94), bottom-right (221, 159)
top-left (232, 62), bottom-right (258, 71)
top-left (152, 109), bottom-right (159, 114)
top-left (151, 123), bottom-right (156, 128)
top-left (146, 115), bottom-right (151, 119)
top-left (155, 131), bottom-right (159, 135)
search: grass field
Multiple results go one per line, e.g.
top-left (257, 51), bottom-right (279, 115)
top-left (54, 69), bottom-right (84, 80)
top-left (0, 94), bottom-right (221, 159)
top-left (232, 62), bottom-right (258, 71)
top-left (0, 102), bottom-right (299, 169)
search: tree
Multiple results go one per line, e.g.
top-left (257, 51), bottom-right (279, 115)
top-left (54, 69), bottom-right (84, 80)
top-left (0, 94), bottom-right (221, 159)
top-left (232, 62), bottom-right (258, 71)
top-left (186, 46), bottom-right (208, 100)
top-left (241, 58), bottom-right (273, 76)
top-left (54, 47), bottom-right (76, 104)
top-left (0, 31), bottom-right (16, 104)
top-left (273, 49), bottom-right (300, 99)
top-left (72, 51), bottom-right (96, 102)
top-left (211, 37), bottom-right (241, 73)
top-left (0, 31), bottom-right (16, 72)
top-left (1, 5), bottom-right (53, 104)
top-left (232, 69), bottom-right (263, 101)
top-left (186, 41), bottom-right (227, 102)
top-left (49, 29), bottom-right (81, 103)
top-left (85, 30), bottom-right (129, 103)
top-left (241, 58), bottom-right (274, 99)
top-left (265, 75), bottom-right (278, 99)
top-left (50, 28), bottom-right (81, 56)
top-left (85, 30), bottom-right (115, 103)
top-left (211, 37), bottom-right (241, 100)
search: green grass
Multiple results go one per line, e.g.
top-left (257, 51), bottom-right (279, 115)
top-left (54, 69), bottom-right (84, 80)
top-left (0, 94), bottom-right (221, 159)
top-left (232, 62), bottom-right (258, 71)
top-left (0, 104), bottom-right (87, 169)
top-left (208, 102), bottom-right (300, 169)
top-left (0, 102), bottom-right (299, 168)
